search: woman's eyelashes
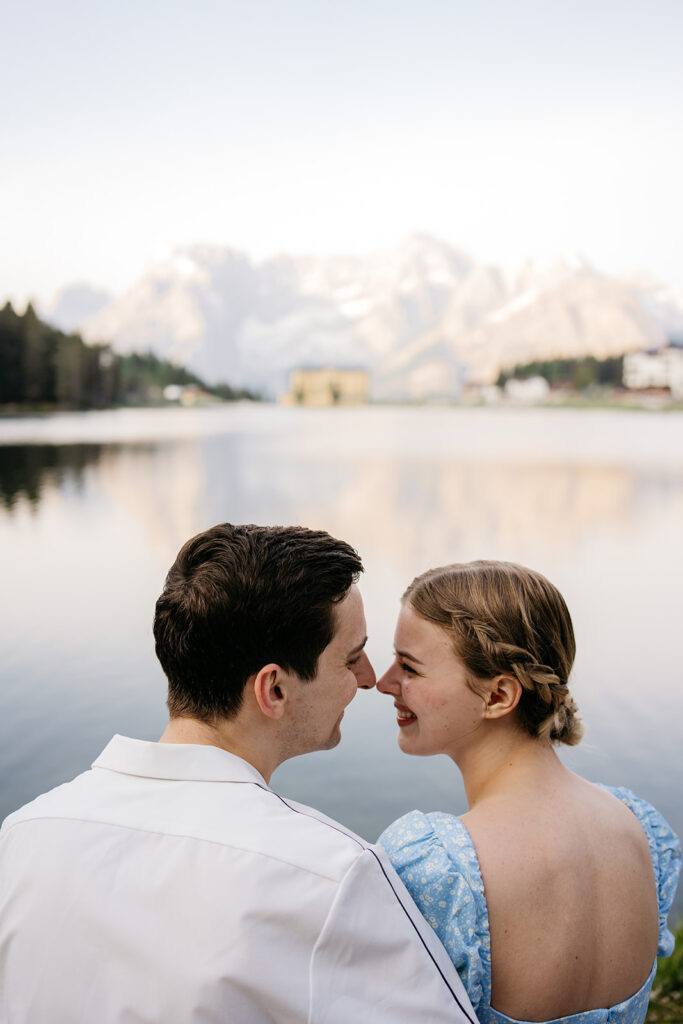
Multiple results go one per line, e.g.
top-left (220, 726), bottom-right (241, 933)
top-left (398, 659), bottom-right (417, 676)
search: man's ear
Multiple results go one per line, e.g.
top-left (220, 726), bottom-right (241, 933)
top-left (252, 664), bottom-right (288, 720)
top-left (483, 673), bottom-right (523, 721)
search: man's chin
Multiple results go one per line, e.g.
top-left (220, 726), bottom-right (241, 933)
top-left (297, 719), bottom-right (344, 756)
top-left (319, 720), bottom-right (344, 751)
top-left (323, 728), bottom-right (342, 751)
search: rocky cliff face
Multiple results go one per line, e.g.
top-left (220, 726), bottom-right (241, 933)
top-left (45, 236), bottom-right (682, 397)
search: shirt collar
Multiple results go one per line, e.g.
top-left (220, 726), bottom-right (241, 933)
top-left (92, 734), bottom-right (269, 787)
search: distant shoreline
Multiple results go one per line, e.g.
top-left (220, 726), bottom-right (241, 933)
top-left (2, 394), bottom-right (683, 419)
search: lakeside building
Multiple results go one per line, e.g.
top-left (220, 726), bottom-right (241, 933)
top-left (623, 344), bottom-right (683, 399)
top-left (162, 384), bottom-right (216, 406)
top-left (504, 376), bottom-right (550, 403)
top-left (467, 377), bottom-right (550, 405)
top-left (281, 368), bottom-right (370, 407)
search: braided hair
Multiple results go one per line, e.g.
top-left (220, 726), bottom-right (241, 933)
top-left (404, 561), bottom-right (583, 746)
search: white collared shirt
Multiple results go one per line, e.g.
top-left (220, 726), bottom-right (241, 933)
top-left (0, 735), bottom-right (477, 1024)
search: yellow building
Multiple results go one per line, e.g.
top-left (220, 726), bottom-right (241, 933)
top-left (282, 368), bottom-right (370, 407)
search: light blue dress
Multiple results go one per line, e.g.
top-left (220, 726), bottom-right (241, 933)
top-left (380, 786), bottom-right (681, 1024)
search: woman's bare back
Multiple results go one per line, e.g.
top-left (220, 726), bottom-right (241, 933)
top-left (462, 775), bottom-right (659, 1022)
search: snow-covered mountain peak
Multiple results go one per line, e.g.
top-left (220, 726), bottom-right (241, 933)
top-left (382, 233), bottom-right (474, 289)
top-left (46, 235), bottom-right (683, 398)
top-left (503, 251), bottom-right (595, 295)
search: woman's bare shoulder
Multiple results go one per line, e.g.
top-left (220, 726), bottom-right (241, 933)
top-left (463, 773), bottom-right (649, 857)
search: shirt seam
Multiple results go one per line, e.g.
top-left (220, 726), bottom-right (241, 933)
top-left (0, 815), bottom-right (351, 883)
top-left (307, 848), bottom-right (477, 1024)
top-left (92, 765), bottom-right (268, 785)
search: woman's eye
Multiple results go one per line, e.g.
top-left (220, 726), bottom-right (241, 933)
top-left (399, 661), bottom-right (416, 675)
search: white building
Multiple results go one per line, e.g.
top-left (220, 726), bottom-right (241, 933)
top-left (504, 376), bottom-right (550, 403)
top-left (623, 345), bottom-right (683, 399)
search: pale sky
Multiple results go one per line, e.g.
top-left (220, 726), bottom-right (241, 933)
top-left (3, 0), bottom-right (683, 307)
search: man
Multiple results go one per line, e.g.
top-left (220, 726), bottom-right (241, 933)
top-left (0, 524), bottom-right (476, 1024)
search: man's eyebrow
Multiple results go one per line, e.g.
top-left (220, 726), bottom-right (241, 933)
top-left (346, 637), bottom-right (368, 658)
top-left (395, 648), bottom-right (425, 666)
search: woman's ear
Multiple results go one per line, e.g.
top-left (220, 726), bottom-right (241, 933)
top-left (483, 673), bottom-right (522, 720)
top-left (252, 664), bottom-right (288, 720)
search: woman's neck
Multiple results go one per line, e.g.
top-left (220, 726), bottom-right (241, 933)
top-left (456, 725), bottom-right (570, 809)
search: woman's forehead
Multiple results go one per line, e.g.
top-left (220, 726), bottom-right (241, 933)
top-left (395, 602), bottom-right (449, 650)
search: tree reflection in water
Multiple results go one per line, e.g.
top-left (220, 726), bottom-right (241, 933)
top-left (0, 444), bottom-right (104, 510)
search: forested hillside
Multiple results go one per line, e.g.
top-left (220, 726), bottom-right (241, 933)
top-left (0, 302), bottom-right (254, 409)
top-left (497, 354), bottom-right (625, 390)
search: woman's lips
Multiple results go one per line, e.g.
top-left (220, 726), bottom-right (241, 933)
top-left (394, 702), bottom-right (417, 727)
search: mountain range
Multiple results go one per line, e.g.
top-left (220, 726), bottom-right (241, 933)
top-left (43, 235), bottom-right (683, 399)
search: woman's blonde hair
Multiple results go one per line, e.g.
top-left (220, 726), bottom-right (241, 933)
top-left (404, 561), bottom-right (583, 746)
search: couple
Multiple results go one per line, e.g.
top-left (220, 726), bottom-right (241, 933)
top-left (1, 524), bottom-right (679, 1023)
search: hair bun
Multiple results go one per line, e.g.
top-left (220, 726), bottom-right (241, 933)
top-left (547, 696), bottom-right (584, 746)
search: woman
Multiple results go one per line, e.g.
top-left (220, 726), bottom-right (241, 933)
top-left (378, 561), bottom-right (680, 1024)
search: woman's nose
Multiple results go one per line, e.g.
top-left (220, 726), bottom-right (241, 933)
top-left (376, 663), bottom-right (401, 695)
top-left (355, 651), bottom-right (376, 690)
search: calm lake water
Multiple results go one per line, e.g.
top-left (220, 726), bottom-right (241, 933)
top-left (1, 403), bottom-right (682, 915)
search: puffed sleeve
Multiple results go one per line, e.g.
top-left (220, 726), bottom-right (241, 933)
top-left (379, 810), bottom-right (491, 1014)
top-left (598, 786), bottom-right (682, 957)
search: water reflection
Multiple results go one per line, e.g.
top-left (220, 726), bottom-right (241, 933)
top-left (4, 436), bottom-right (680, 574)
top-left (0, 444), bottom-right (105, 510)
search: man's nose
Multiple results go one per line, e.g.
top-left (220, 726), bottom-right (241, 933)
top-left (376, 663), bottom-right (401, 695)
top-left (356, 651), bottom-right (376, 690)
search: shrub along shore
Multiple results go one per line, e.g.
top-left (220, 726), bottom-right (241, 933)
top-left (647, 919), bottom-right (682, 1022)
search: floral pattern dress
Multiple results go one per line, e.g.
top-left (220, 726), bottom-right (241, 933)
top-left (379, 786), bottom-right (681, 1024)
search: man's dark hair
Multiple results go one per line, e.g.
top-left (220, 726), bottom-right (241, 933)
top-left (153, 523), bottom-right (363, 721)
